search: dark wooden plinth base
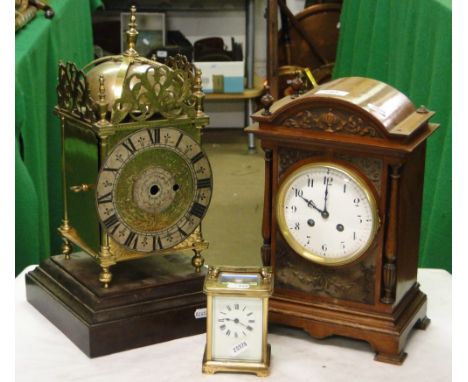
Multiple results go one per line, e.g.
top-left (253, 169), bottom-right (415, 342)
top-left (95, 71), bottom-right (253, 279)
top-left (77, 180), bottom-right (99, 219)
top-left (269, 284), bottom-right (429, 365)
top-left (26, 252), bottom-right (207, 358)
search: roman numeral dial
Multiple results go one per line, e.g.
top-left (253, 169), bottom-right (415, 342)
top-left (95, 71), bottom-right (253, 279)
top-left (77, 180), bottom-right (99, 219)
top-left (96, 127), bottom-right (212, 253)
top-left (217, 303), bottom-right (257, 338)
top-left (212, 295), bottom-right (264, 362)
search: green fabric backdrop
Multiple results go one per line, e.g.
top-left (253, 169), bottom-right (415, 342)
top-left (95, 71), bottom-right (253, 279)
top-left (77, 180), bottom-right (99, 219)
top-left (333, 0), bottom-right (452, 271)
top-left (15, 0), bottom-right (101, 275)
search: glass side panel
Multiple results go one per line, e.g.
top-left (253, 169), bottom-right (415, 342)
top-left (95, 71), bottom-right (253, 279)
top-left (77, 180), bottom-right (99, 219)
top-left (218, 272), bottom-right (261, 286)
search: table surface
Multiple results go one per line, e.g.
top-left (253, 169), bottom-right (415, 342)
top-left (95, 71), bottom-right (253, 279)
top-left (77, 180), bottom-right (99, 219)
top-left (16, 267), bottom-right (451, 382)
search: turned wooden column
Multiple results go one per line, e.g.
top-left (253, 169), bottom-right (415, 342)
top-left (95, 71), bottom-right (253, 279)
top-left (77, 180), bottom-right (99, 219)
top-left (381, 164), bottom-right (402, 304)
top-left (261, 149), bottom-right (273, 266)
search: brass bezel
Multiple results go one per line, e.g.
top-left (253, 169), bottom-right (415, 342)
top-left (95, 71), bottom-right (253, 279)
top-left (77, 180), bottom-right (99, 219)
top-left (276, 160), bottom-right (380, 266)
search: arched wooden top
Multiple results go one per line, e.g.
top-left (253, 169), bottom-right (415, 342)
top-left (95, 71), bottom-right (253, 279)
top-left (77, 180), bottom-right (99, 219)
top-left (252, 77), bottom-right (434, 141)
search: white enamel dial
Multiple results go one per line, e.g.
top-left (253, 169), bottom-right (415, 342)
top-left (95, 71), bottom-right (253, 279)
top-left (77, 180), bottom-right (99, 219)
top-left (212, 296), bottom-right (263, 362)
top-left (277, 162), bottom-right (379, 265)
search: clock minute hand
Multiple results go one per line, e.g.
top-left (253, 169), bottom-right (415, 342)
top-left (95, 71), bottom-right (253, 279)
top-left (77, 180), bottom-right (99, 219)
top-left (322, 178), bottom-right (330, 219)
top-left (298, 195), bottom-right (324, 214)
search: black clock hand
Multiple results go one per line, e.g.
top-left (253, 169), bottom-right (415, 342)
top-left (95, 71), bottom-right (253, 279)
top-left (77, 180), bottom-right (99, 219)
top-left (322, 178), bottom-right (330, 219)
top-left (225, 318), bottom-right (247, 327)
top-left (298, 194), bottom-right (324, 214)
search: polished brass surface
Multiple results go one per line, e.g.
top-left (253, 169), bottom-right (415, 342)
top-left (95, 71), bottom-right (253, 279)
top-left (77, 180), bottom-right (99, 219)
top-left (96, 75), bottom-right (110, 127)
top-left (63, 119), bottom-right (100, 254)
top-left (124, 5), bottom-right (139, 57)
top-left (191, 248), bottom-right (205, 272)
top-left (15, 1), bottom-right (53, 31)
top-left (55, 7), bottom-right (211, 286)
top-left (202, 345), bottom-right (271, 377)
top-left (204, 266), bottom-right (273, 296)
top-left (16, 0), bottom-right (29, 12)
top-left (57, 62), bottom-right (97, 123)
top-left (203, 267), bottom-right (273, 376)
top-left (57, 53), bottom-right (201, 125)
top-left (192, 68), bottom-right (205, 117)
top-left (59, 219), bottom-right (209, 264)
top-left (59, 226), bottom-right (99, 259)
top-left (59, 115), bottom-right (72, 259)
top-left (276, 161), bottom-right (380, 266)
top-left (99, 266), bottom-right (112, 289)
top-left (15, 1), bottom-right (37, 32)
top-left (83, 54), bottom-right (198, 123)
top-left (70, 184), bottom-right (94, 193)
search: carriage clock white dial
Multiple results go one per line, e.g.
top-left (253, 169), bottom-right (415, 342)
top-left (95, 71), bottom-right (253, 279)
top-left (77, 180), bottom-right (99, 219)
top-left (212, 294), bottom-right (263, 362)
top-left (277, 161), bottom-right (380, 265)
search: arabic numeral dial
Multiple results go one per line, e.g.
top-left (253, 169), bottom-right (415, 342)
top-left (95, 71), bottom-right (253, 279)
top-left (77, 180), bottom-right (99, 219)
top-left (278, 162), bottom-right (379, 265)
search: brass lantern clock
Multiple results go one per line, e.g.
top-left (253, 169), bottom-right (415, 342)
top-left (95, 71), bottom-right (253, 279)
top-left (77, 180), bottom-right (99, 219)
top-left (26, 7), bottom-right (212, 357)
top-left (247, 77), bottom-right (438, 364)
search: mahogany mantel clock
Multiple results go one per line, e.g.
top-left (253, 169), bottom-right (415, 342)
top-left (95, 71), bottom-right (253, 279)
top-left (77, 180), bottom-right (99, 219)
top-left (26, 7), bottom-right (212, 357)
top-left (246, 77), bottom-right (438, 364)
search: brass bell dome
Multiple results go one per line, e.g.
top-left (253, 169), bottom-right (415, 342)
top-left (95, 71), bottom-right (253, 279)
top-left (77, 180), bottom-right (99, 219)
top-left (84, 6), bottom-right (168, 110)
top-left (56, 6), bottom-right (203, 125)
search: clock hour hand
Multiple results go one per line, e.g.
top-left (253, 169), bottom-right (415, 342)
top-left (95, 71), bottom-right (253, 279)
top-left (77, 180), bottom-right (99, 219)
top-left (225, 317), bottom-right (247, 327)
top-left (298, 194), bottom-right (324, 214)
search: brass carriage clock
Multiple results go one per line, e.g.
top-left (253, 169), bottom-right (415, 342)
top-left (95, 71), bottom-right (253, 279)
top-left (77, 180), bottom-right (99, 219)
top-left (26, 7), bottom-right (213, 357)
top-left (203, 266), bottom-right (273, 376)
top-left (246, 77), bottom-right (438, 364)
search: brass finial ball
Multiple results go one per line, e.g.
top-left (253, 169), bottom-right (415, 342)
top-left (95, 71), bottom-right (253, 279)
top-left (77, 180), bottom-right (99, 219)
top-left (98, 75), bottom-right (106, 101)
top-left (192, 254), bottom-right (205, 272)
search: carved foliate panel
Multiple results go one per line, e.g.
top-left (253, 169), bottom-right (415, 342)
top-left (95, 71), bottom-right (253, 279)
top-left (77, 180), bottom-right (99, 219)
top-left (333, 153), bottom-right (383, 194)
top-left (278, 148), bottom-right (324, 176)
top-left (280, 108), bottom-right (383, 138)
top-left (275, 233), bottom-right (376, 304)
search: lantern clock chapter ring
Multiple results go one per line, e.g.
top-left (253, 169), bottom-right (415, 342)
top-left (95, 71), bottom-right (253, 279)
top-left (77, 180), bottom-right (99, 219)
top-left (96, 127), bottom-right (213, 254)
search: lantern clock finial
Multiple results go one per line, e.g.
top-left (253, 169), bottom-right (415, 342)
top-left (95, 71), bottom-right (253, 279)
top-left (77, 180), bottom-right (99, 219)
top-left (124, 5), bottom-right (139, 57)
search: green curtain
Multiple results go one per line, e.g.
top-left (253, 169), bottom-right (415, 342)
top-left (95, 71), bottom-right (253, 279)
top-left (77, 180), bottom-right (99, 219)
top-left (333, 0), bottom-right (452, 271)
top-left (15, 0), bottom-right (101, 275)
